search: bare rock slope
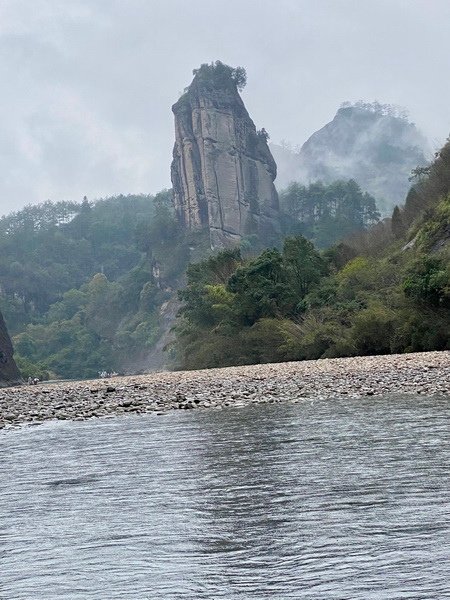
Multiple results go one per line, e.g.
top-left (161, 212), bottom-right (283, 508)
top-left (0, 311), bottom-right (22, 387)
top-left (171, 63), bottom-right (279, 249)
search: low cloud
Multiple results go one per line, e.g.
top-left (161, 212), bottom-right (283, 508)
top-left (1, 0), bottom-right (449, 215)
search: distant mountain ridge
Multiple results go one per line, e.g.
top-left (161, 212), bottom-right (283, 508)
top-left (271, 102), bottom-right (429, 214)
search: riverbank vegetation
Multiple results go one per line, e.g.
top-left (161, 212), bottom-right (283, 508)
top-left (173, 142), bottom-right (450, 369)
top-left (2, 141), bottom-right (449, 378)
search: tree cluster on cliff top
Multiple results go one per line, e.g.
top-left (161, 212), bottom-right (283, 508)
top-left (192, 61), bottom-right (247, 91)
top-left (339, 100), bottom-right (409, 120)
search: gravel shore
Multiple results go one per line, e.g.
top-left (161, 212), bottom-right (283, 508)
top-left (1, 351), bottom-right (449, 428)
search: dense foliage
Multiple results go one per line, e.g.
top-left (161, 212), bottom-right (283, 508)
top-left (173, 144), bottom-right (450, 369)
top-left (279, 179), bottom-right (380, 247)
top-left (3, 137), bottom-right (449, 379)
top-left (192, 61), bottom-right (247, 91)
top-left (1, 191), bottom-right (199, 379)
top-left (4, 179), bottom-right (376, 379)
top-left (175, 237), bottom-right (328, 368)
top-left (0, 195), bottom-right (149, 325)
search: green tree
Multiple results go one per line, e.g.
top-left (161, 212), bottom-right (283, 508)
top-left (228, 249), bottom-right (286, 324)
top-left (282, 236), bottom-right (328, 309)
top-left (279, 179), bottom-right (380, 248)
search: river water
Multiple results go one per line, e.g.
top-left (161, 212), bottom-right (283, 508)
top-left (1, 394), bottom-right (449, 599)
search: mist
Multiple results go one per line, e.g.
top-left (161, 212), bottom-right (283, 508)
top-left (1, 0), bottom-right (449, 216)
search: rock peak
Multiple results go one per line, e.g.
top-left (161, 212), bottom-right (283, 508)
top-left (171, 62), bottom-right (279, 249)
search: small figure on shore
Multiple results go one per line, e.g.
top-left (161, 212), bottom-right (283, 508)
top-left (28, 376), bottom-right (33, 385)
top-left (98, 370), bottom-right (118, 379)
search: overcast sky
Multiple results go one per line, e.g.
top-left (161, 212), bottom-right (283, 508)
top-left (1, 0), bottom-right (449, 216)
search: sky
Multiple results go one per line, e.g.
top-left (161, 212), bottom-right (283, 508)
top-left (1, 0), bottom-right (449, 216)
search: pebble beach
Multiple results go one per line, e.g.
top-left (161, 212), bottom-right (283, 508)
top-left (1, 351), bottom-right (449, 428)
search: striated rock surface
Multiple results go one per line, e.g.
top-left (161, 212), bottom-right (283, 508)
top-left (0, 311), bottom-right (22, 387)
top-left (171, 63), bottom-right (279, 249)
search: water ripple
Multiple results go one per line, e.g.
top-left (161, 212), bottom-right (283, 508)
top-left (1, 394), bottom-right (449, 599)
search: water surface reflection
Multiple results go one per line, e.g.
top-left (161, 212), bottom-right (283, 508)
top-left (1, 394), bottom-right (449, 599)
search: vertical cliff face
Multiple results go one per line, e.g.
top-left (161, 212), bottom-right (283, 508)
top-left (171, 63), bottom-right (279, 249)
top-left (0, 311), bottom-right (22, 387)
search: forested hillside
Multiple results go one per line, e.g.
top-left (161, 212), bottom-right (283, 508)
top-left (279, 179), bottom-right (380, 247)
top-left (0, 191), bottom-right (204, 379)
top-left (2, 137), bottom-right (446, 380)
top-left (173, 141), bottom-right (450, 369)
top-left (1, 171), bottom-right (383, 379)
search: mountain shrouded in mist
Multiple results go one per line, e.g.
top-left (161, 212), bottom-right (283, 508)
top-left (271, 102), bottom-right (429, 214)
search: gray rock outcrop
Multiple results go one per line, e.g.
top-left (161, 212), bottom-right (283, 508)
top-left (171, 63), bottom-right (279, 249)
top-left (0, 311), bottom-right (22, 387)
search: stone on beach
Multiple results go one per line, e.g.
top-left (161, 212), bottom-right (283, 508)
top-left (0, 351), bottom-right (449, 428)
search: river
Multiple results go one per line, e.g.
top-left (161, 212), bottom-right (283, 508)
top-left (1, 394), bottom-right (449, 599)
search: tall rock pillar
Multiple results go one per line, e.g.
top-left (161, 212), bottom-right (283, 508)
top-left (171, 62), bottom-right (279, 249)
